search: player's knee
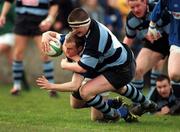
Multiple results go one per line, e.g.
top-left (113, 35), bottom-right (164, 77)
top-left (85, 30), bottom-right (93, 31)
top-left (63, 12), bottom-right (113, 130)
top-left (13, 49), bottom-right (24, 60)
top-left (79, 88), bottom-right (87, 100)
top-left (70, 102), bottom-right (81, 109)
top-left (169, 72), bottom-right (180, 82)
top-left (70, 102), bottom-right (76, 108)
top-left (117, 86), bottom-right (127, 94)
top-left (79, 87), bottom-right (92, 101)
top-left (70, 90), bottom-right (85, 109)
top-left (135, 67), bottom-right (145, 79)
top-left (90, 108), bottom-right (103, 121)
top-left (13, 53), bottom-right (23, 60)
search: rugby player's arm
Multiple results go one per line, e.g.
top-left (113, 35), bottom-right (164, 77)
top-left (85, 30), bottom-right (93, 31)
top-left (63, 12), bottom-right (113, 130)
top-left (37, 73), bottom-right (84, 92)
top-left (46, 1), bottom-right (59, 24)
top-left (70, 55), bottom-right (81, 62)
top-left (150, 0), bottom-right (166, 23)
top-left (1, 0), bottom-right (12, 17)
top-left (123, 36), bottom-right (134, 47)
top-left (0, 1), bottom-right (12, 27)
top-left (61, 58), bottom-right (87, 73)
top-left (49, 73), bottom-right (84, 92)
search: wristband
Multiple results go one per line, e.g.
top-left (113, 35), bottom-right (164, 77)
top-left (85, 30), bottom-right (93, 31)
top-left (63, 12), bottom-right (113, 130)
top-left (149, 21), bottom-right (156, 28)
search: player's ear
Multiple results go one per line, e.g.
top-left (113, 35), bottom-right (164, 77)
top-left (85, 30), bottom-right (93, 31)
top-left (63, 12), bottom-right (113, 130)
top-left (78, 46), bottom-right (83, 52)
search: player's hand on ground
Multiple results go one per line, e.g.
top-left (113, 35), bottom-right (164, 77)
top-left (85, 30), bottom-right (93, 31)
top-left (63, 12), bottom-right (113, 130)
top-left (36, 76), bottom-right (53, 90)
top-left (155, 106), bottom-right (170, 115)
top-left (160, 106), bottom-right (170, 115)
top-left (0, 15), bottom-right (6, 27)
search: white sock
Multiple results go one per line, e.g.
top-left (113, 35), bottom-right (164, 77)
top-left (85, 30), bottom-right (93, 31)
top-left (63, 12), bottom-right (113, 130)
top-left (14, 83), bottom-right (21, 90)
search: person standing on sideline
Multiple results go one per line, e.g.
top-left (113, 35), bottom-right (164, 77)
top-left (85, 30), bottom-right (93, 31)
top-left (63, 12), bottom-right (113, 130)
top-left (0, 1), bottom-right (29, 90)
top-left (0, 0), bottom-right (59, 96)
top-left (0, 0), bottom-right (14, 64)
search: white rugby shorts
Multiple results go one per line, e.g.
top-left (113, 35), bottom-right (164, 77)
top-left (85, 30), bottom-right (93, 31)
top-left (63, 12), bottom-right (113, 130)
top-left (0, 33), bottom-right (15, 46)
top-left (170, 45), bottom-right (180, 53)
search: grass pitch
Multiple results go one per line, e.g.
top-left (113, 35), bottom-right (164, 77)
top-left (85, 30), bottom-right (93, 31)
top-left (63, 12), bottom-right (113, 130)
top-left (0, 84), bottom-right (180, 132)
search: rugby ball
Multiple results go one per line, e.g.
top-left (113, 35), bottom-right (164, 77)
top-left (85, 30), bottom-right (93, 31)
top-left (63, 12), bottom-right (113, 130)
top-left (45, 40), bottom-right (63, 57)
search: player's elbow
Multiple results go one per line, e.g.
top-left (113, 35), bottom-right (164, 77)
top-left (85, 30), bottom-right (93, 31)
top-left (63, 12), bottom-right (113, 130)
top-left (76, 67), bottom-right (87, 73)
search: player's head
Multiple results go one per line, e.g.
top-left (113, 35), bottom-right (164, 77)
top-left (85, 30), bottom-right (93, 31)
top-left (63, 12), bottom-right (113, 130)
top-left (156, 74), bottom-right (172, 98)
top-left (127, 0), bottom-right (147, 18)
top-left (68, 8), bottom-right (91, 37)
top-left (63, 32), bottom-right (85, 57)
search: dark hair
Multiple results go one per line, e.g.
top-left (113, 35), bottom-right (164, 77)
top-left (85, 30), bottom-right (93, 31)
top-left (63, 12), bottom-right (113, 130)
top-left (156, 74), bottom-right (170, 84)
top-left (68, 8), bottom-right (89, 23)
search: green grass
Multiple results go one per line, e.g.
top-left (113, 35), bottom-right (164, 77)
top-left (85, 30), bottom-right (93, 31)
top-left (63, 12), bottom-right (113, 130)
top-left (0, 84), bottom-right (180, 132)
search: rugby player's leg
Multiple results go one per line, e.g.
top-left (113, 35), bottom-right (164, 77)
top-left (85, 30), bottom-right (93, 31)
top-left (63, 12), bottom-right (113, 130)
top-left (132, 48), bottom-right (163, 91)
top-left (34, 36), bottom-right (57, 97)
top-left (79, 75), bottom-right (119, 121)
top-left (168, 45), bottom-right (180, 98)
top-left (11, 35), bottom-right (28, 95)
top-left (149, 59), bottom-right (166, 95)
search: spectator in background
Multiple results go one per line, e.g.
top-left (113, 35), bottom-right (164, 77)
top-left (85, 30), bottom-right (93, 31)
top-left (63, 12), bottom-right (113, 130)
top-left (0, 1), bottom-right (29, 90)
top-left (116, 0), bottom-right (130, 18)
top-left (149, 74), bottom-right (180, 115)
top-left (0, 0), bottom-right (15, 64)
top-left (0, 0), bottom-right (59, 96)
top-left (104, 0), bottom-right (123, 39)
top-left (82, 0), bottom-right (104, 23)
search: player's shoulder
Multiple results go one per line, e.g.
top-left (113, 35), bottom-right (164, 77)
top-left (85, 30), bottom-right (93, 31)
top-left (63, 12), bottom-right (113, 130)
top-left (126, 12), bottom-right (140, 29)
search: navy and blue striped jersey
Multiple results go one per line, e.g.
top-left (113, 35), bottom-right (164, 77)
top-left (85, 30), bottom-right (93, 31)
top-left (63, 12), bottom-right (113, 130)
top-left (78, 19), bottom-right (128, 73)
top-left (149, 88), bottom-right (177, 111)
top-left (51, 33), bottom-right (65, 46)
top-left (57, 33), bottom-right (99, 79)
top-left (5, 0), bottom-right (59, 16)
top-left (58, 34), bottom-right (66, 45)
top-left (150, 0), bottom-right (180, 45)
top-left (125, 2), bottom-right (170, 40)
